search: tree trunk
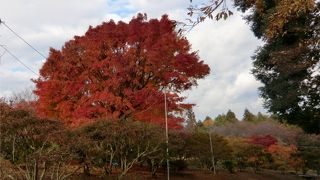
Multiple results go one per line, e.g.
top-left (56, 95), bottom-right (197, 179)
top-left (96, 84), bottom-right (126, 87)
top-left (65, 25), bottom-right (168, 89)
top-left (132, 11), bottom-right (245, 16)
top-left (104, 165), bottom-right (112, 175)
top-left (83, 164), bottom-right (90, 176)
top-left (150, 159), bottom-right (161, 177)
top-left (12, 136), bottom-right (16, 163)
top-left (34, 160), bottom-right (39, 180)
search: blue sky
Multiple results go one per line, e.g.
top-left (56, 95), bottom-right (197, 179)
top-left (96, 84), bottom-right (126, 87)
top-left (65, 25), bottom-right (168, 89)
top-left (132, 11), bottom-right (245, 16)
top-left (0, 0), bottom-right (266, 120)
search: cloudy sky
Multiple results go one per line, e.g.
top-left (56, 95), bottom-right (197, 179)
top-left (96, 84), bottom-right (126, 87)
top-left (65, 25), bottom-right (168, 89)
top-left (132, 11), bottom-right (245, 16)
top-left (0, 0), bottom-right (266, 120)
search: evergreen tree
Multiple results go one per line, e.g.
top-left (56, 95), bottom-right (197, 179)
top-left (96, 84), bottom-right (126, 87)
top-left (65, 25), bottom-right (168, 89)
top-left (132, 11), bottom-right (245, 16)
top-left (243, 109), bottom-right (256, 122)
top-left (185, 109), bottom-right (197, 132)
top-left (215, 110), bottom-right (238, 125)
top-left (234, 0), bottom-right (320, 133)
top-left (225, 110), bottom-right (238, 123)
top-left (215, 114), bottom-right (226, 126)
top-left (256, 112), bottom-right (268, 122)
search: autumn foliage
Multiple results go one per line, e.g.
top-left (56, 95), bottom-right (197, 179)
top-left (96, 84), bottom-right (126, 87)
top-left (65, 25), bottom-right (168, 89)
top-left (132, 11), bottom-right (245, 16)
top-left (33, 14), bottom-right (210, 126)
top-left (248, 135), bottom-right (278, 148)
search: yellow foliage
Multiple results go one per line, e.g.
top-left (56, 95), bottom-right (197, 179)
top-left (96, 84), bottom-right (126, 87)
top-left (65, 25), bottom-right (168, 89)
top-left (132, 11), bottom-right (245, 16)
top-left (202, 118), bottom-right (214, 127)
top-left (266, 0), bottom-right (315, 39)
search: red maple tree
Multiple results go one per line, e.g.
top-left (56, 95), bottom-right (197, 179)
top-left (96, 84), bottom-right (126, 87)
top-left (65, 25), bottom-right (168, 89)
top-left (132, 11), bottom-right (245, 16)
top-left (33, 14), bottom-right (210, 127)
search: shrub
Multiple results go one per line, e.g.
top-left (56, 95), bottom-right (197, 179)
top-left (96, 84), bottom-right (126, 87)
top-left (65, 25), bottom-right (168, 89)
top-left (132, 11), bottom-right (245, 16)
top-left (223, 160), bottom-right (236, 173)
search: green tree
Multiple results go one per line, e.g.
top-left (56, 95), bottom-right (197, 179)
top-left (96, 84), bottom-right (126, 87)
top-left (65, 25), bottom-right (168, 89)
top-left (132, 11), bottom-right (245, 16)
top-left (214, 114), bottom-right (226, 126)
top-left (187, 131), bottom-right (233, 171)
top-left (235, 1), bottom-right (320, 133)
top-left (168, 130), bottom-right (191, 172)
top-left (256, 112), bottom-right (268, 122)
top-left (243, 109), bottom-right (256, 122)
top-left (296, 134), bottom-right (320, 175)
top-left (225, 110), bottom-right (238, 123)
top-left (215, 110), bottom-right (238, 125)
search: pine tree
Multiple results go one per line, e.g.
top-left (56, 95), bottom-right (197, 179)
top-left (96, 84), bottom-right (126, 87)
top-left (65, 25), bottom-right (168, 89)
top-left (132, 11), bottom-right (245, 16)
top-left (243, 109), bottom-right (256, 122)
top-left (225, 109), bottom-right (238, 123)
top-left (185, 109), bottom-right (197, 132)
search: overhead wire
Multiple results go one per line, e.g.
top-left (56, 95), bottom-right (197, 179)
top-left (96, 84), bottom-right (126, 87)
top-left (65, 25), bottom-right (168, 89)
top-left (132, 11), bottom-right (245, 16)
top-left (0, 45), bottom-right (39, 76)
top-left (0, 19), bottom-right (43, 76)
top-left (0, 49), bottom-right (5, 64)
top-left (0, 19), bottom-right (47, 59)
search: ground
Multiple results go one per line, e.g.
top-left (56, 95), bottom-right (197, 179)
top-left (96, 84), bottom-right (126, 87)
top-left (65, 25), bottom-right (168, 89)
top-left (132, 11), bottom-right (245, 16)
top-left (69, 169), bottom-right (309, 180)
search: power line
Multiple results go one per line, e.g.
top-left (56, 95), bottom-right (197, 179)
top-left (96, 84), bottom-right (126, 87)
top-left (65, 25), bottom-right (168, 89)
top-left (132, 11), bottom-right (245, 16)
top-left (0, 49), bottom-right (5, 64)
top-left (0, 45), bottom-right (39, 76)
top-left (0, 19), bottom-right (47, 59)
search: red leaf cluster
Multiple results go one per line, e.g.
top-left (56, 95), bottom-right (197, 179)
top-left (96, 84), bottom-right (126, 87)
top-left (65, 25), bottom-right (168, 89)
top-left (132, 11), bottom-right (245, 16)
top-left (248, 135), bottom-right (278, 148)
top-left (33, 14), bottom-right (210, 127)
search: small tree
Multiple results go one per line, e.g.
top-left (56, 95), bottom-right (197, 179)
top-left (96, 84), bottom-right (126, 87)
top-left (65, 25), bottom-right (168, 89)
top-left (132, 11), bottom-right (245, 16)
top-left (228, 137), bottom-right (271, 172)
top-left (202, 116), bottom-right (214, 127)
top-left (71, 120), bottom-right (166, 179)
top-left (187, 131), bottom-right (232, 171)
top-left (0, 102), bottom-right (76, 180)
top-left (185, 108), bottom-right (197, 132)
top-left (296, 134), bottom-right (320, 175)
top-left (267, 144), bottom-right (298, 172)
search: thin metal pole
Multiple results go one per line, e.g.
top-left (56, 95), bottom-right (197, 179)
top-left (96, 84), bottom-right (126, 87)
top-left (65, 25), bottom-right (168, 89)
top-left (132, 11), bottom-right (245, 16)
top-left (209, 132), bottom-right (216, 174)
top-left (164, 88), bottom-right (170, 180)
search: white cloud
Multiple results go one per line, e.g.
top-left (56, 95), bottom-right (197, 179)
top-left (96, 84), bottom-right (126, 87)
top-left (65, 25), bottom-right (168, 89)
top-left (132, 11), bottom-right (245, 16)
top-left (127, 0), bottom-right (187, 18)
top-left (226, 71), bottom-right (261, 98)
top-left (182, 11), bottom-right (265, 119)
top-left (0, 0), bottom-right (117, 97)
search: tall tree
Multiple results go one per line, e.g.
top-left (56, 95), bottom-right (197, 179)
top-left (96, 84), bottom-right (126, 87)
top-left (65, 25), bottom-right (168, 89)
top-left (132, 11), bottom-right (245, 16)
top-left (34, 14), bottom-right (210, 126)
top-left (234, 0), bottom-right (320, 133)
top-left (187, 0), bottom-right (319, 133)
top-left (215, 110), bottom-right (238, 125)
top-left (225, 109), bottom-right (238, 123)
top-left (243, 109), bottom-right (256, 122)
top-left (256, 112), bottom-right (268, 122)
top-left (214, 114), bottom-right (226, 125)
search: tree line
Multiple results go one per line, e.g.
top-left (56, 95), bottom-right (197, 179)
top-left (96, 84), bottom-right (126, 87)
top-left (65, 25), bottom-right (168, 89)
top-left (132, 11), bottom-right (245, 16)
top-left (1, 100), bottom-right (319, 179)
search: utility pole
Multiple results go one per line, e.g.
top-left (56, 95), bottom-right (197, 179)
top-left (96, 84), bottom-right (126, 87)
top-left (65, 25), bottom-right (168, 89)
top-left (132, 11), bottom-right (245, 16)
top-left (164, 88), bottom-right (170, 180)
top-left (209, 131), bottom-right (216, 174)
